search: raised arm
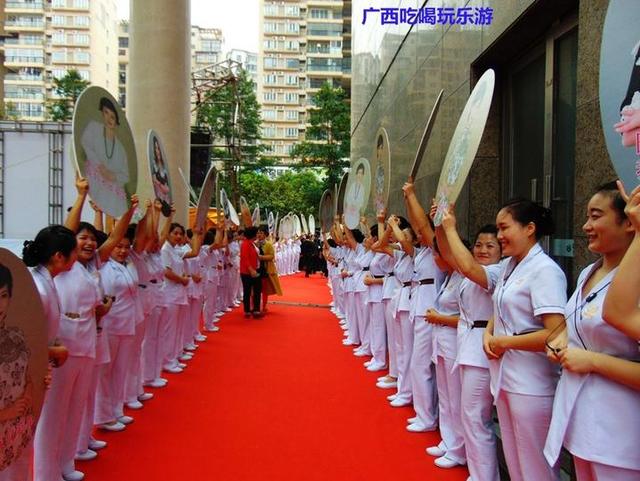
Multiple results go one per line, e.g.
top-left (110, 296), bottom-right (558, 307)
top-left (159, 204), bottom-right (176, 247)
top-left (388, 215), bottom-right (413, 256)
top-left (440, 205), bottom-right (489, 289)
top-left (89, 199), bottom-right (104, 232)
top-left (132, 200), bottom-right (152, 254)
top-left (98, 195), bottom-right (139, 262)
top-left (182, 228), bottom-right (203, 259)
top-left (402, 182), bottom-right (435, 249)
top-left (64, 175), bottom-right (89, 232)
top-left (603, 182), bottom-right (640, 339)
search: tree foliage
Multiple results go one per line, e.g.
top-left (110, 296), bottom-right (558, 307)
top-left (217, 169), bottom-right (324, 219)
top-left (195, 70), bottom-right (268, 205)
top-left (47, 69), bottom-right (90, 121)
top-left (290, 82), bottom-right (350, 188)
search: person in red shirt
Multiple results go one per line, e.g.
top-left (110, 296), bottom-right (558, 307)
top-left (240, 226), bottom-right (262, 318)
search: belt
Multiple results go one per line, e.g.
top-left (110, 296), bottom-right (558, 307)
top-left (402, 281), bottom-right (412, 287)
top-left (513, 329), bottom-right (541, 336)
top-left (138, 284), bottom-right (147, 289)
top-left (149, 279), bottom-right (158, 284)
top-left (363, 267), bottom-right (370, 271)
top-left (471, 320), bottom-right (488, 329)
top-left (418, 278), bottom-right (434, 285)
top-left (373, 275), bottom-right (385, 279)
top-left (386, 272), bottom-right (394, 277)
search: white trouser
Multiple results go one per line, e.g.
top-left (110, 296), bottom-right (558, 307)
top-left (368, 301), bottom-right (387, 366)
top-left (409, 318), bottom-right (437, 428)
top-left (189, 296), bottom-right (204, 338)
top-left (435, 354), bottom-right (466, 464)
top-left (496, 390), bottom-right (559, 481)
top-left (77, 361), bottom-right (100, 453)
top-left (217, 282), bottom-right (227, 312)
top-left (142, 306), bottom-right (162, 382)
top-left (395, 310), bottom-right (413, 402)
top-left (460, 365), bottom-right (499, 481)
top-left (204, 282), bottom-right (219, 328)
top-left (354, 291), bottom-right (369, 352)
top-left (344, 291), bottom-right (360, 344)
top-left (35, 356), bottom-right (94, 481)
top-left (383, 299), bottom-right (398, 377)
top-left (125, 320), bottom-right (146, 403)
top-left (0, 441), bottom-right (32, 481)
top-left (331, 278), bottom-right (344, 316)
top-left (574, 457), bottom-right (640, 481)
top-left (96, 334), bottom-right (135, 423)
top-left (173, 304), bottom-right (190, 358)
top-left (161, 304), bottom-right (180, 366)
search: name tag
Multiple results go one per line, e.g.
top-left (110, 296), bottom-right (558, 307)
top-left (65, 312), bottom-right (80, 319)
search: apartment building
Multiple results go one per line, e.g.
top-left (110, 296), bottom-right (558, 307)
top-left (226, 48), bottom-right (258, 88)
top-left (2, 0), bottom-right (119, 120)
top-left (258, 0), bottom-right (351, 162)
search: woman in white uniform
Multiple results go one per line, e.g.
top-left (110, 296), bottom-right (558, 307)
top-left (340, 227), bottom-right (365, 347)
top-left (438, 208), bottom-right (503, 481)
top-left (378, 215), bottom-right (416, 407)
top-left (483, 198), bottom-right (566, 481)
top-left (544, 182), bottom-right (640, 481)
top-left (16, 226), bottom-right (76, 481)
top-left (352, 226), bottom-right (375, 357)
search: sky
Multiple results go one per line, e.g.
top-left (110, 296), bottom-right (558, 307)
top-left (116, 0), bottom-right (259, 54)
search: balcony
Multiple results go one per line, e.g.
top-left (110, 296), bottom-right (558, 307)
top-left (4, 73), bottom-right (44, 83)
top-left (50, 17), bottom-right (90, 29)
top-left (5, 19), bottom-right (45, 31)
top-left (6, 1), bottom-right (44, 11)
top-left (4, 91), bottom-right (45, 101)
top-left (5, 55), bottom-right (45, 66)
top-left (3, 37), bottom-right (44, 46)
top-left (51, 0), bottom-right (90, 11)
top-left (306, 45), bottom-right (342, 56)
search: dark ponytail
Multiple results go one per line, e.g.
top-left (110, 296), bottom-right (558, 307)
top-left (502, 198), bottom-right (554, 239)
top-left (23, 225), bottom-right (76, 267)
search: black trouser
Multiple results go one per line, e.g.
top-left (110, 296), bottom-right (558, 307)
top-left (241, 274), bottom-right (262, 313)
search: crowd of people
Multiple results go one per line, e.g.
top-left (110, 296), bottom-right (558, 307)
top-left (3, 177), bottom-right (246, 481)
top-left (324, 180), bottom-right (640, 481)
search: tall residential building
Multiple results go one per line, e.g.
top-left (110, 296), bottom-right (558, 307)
top-left (2, 0), bottom-right (119, 120)
top-left (226, 48), bottom-right (258, 87)
top-left (258, 0), bottom-right (351, 161)
top-left (117, 19), bottom-right (127, 108)
top-left (191, 26), bottom-right (224, 72)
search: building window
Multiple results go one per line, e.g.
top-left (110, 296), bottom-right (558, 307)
top-left (310, 9), bottom-right (329, 19)
top-left (264, 4), bottom-right (277, 16)
top-left (74, 15), bottom-right (89, 27)
top-left (264, 22), bottom-right (277, 33)
top-left (284, 92), bottom-right (298, 103)
top-left (286, 110), bottom-right (298, 121)
top-left (262, 110), bottom-right (276, 120)
top-left (286, 22), bottom-right (299, 33)
top-left (263, 126), bottom-right (276, 138)
top-left (75, 51), bottom-right (90, 63)
top-left (285, 128), bottom-right (298, 138)
top-left (264, 57), bottom-right (277, 68)
top-left (285, 5), bottom-right (299, 16)
top-left (285, 75), bottom-right (297, 86)
top-left (119, 37), bottom-right (128, 48)
top-left (264, 74), bottom-right (277, 85)
top-left (52, 15), bottom-right (65, 26)
top-left (74, 0), bottom-right (89, 8)
top-left (263, 92), bottom-right (277, 102)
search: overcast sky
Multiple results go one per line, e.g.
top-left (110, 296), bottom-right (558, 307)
top-left (116, 0), bottom-right (259, 53)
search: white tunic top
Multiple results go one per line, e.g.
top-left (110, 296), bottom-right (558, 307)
top-left (393, 248), bottom-right (415, 314)
top-left (490, 243), bottom-right (567, 398)
top-left (160, 241), bottom-right (188, 305)
top-left (30, 265), bottom-right (61, 344)
top-left (100, 259), bottom-right (141, 336)
top-left (367, 252), bottom-right (389, 304)
top-left (544, 261), bottom-right (640, 470)
top-left (432, 271), bottom-right (463, 361)
top-left (410, 247), bottom-right (444, 321)
top-left (54, 262), bottom-right (101, 358)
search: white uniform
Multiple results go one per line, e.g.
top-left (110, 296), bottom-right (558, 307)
top-left (38, 262), bottom-right (101, 479)
top-left (432, 271), bottom-right (465, 464)
top-left (343, 244), bottom-right (364, 345)
top-left (408, 247), bottom-right (443, 430)
top-left (490, 243), bottom-right (566, 481)
top-left (96, 259), bottom-right (142, 423)
top-left (545, 261), bottom-right (640, 480)
top-left (456, 265), bottom-right (503, 481)
top-left (392, 249), bottom-right (415, 403)
top-left (381, 251), bottom-right (400, 378)
top-left (160, 242), bottom-right (189, 368)
top-left (29, 265), bottom-right (62, 481)
top-left (142, 252), bottom-right (167, 383)
top-left (367, 252), bottom-right (390, 368)
top-left (353, 249), bottom-right (374, 354)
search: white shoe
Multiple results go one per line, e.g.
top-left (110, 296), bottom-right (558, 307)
top-left (216, 311), bottom-right (225, 317)
top-left (138, 392), bottom-right (153, 402)
top-left (88, 439), bottom-right (107, 450)
top-left (378, 375), bottom-right (391, 382)
top-left (426, 445), bottom-right (446, 457)
top-left (163, 365), bottom-right (183, 373)
top-left (145, 378), bottom-right (167, 388)
top-left (434, 456), bottom-right (464, 469)
top-left (62, 470), bottom-right (85, 481)
top-left (354, 350), bottom-right (370, 357)
top-left (386, 393), bottom-right (397, 401)
top-left (407, 416), bottom-right (419, 424)
top-left (205, 326), bottom-right (220, 332)
top-left (225, 308), bottom-right (232, 312)
top-left (184, 344), bottom-right (197, 352)
top-left (377, 380), bottom-right (398, 389)
top-left (179, 353), bottom-right (193, 361)
top-left (389, 397), bottom-right (412, 407)
top-left (177, 362), bottom-right (188, 368)
top-left (363, 360), bottom-right (373, 367)
top-left (117, 415), bottom-right (134, 425)
top-left (75, 449), bottom-right (97, 461)
top-left (342, 339), bottom-right (356, 346)
top-left (195, 334), bottom-right (207, 342)
top-left (126, 400), bottom-right (143, 410)
top-left (406, 421), bottom-right (435, 433)
top-left (366, 362), bottom-right (387, 372)
top-left (98, 422), bottom-right (125, 432)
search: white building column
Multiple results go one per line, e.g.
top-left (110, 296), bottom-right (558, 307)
top-left (127, 1), bottom-right (191, 224)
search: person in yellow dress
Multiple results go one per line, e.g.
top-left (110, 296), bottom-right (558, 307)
top-left (257, 225), bottom-right (282, 313)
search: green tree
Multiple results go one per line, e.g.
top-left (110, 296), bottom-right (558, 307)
top-left (195, 70), bottom-right (266, 206)
top-left (290, 82), bottom-right (350, 189)
top-left (47, 70), bottom-right (90, 121)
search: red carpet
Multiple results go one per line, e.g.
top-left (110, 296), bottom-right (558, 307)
top-left (81, 273), bottom-right (469, 481)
